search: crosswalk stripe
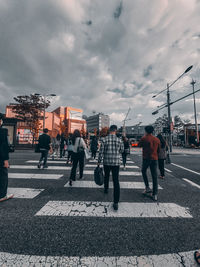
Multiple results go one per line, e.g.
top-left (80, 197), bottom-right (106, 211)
top-left (8, 173), bottom-right (63, 180)
top-left (0, 250), bottom-right (196, 266)
top-left (10, 166), bottom-right (141, 176)
top-left (7, 188), bottom-right (44, 198)
top-left (85, 164), bottom-right (139, 169)
top-left (35, 201), bottom-right (192, 218)
top-left (10, 165), bottom-right (71, 170)
top-left (83, 170), bottom-right (141, 176)
top-left (64, 181), bottom-right (163, 189)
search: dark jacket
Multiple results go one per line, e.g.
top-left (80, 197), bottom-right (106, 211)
top-left (39, 133), bottom-right (51, 150)
top-left (0, 127), bottom-right (9, 164)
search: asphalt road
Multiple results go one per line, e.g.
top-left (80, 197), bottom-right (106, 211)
top-left (0, 148), bottom-right (199, 266)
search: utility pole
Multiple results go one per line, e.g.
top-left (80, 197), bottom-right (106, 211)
top-left (122, 108), bottom-right (131, 136)
top-left (167, 83), bottom-right (172, 152)
top-left (191, 80), bottom-right (199, 144)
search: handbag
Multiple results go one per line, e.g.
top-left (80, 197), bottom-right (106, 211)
top-left (77, 138), bottom-right (84, 153)
top-left (124, 148), bottom-right (130, 154)
top-left (94, 166), bottom-right (104, 186)
top-left (84, 148), bottom-right (91, 159)
top-left (35, 143), bottom-right (40, 153)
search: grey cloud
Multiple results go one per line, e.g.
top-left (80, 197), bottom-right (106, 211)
top-left (143, 65), bottom-right (153, 77)
top-left (0, 0), bottom-right (200, 125)
top-left (114, 1), bottom-right (123, 19)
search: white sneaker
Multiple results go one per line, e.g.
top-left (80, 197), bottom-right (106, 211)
top-left (0, 194), bottom-right (14, 202)
top-left (123, 166), bottom-right (126, 170)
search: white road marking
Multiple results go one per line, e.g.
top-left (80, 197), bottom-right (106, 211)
top-left (64, 181), bottom-right (163, 189)
top-left (171, 163), bottom-right (200, 175)
top-left (83, 170), bottom-right (141, 176)
top-left (183, 178), bottom-right (200, 189)
top-left (35, 201), bottom-right (192, 218)
top-left (85, 164), bottom-right (139, 169)
top-left (165, 168), bottom-right (172, 173)
top-left (27, 160), bottom-right (67, 164)
top-left (8, 173), bottom-right (63, 180)
top-left (10, 165), bottom-right (71, 170)
top-left (0, 250), bottom-right (196, 266)
top-left (7, 188), bottom-right (44, 198)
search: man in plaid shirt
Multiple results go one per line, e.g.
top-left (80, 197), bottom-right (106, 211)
top-left (98, 125), bottom-right (124, 210)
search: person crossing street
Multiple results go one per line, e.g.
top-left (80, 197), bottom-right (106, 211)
top-left (98, 125), bottom-right (124, 211)
top-left (0, 113), bottom-right (14, 202)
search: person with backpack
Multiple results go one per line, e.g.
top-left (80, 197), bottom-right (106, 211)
top-left (37, 128), bottom-right (51, 169)
top-left (122, 136), bottom-right (130, 170)
top-left (69, 129), bottom-right (87, 186)
top-left (157, 133), bottom-right (168, 179)
top-left (98, 125), bottom-right (124, 211)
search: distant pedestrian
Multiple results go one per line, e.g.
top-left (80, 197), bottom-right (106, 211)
top-left (69, 130), bottom-right (87, 186)
top-left (51, 134), bottom-right (61, 160)
top-left (38, 128), bottom-right (51, 169)
top-left (138, 125), bottom-right (160, 201)
top-left (0, 113), bottom-right (14, 202)
top-left (66, 134), bottom-right (73, 164)
top-left (98, 125), bottom-right (124, 211)
top-left (90, 136), bottom-right (98, 159)
top-left (60, 133), bottom-right (65, 158)
top-left (122, 136), bottom-right (130, 170)
top-left (157, 133), bottom-right (168, 179)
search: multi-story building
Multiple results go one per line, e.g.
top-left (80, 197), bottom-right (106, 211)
top-left (86, 113), bottom-right (110, 133)
top-left (5, 105), bottom-right (86, 145)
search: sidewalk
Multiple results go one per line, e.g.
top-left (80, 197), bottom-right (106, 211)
top-left (131, 147), bottom-right (200, 155)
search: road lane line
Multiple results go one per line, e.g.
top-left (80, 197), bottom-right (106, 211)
top-left (171, 163), bottom-right (200, 175)
top-left (7, 188), bottom-right (44, 198)
top-left (64, 181), bottom-right (163, 189)
top-left (8, 173), bottom-right (63, 180)
top-left (165, 168), bottom-right (172, 173)
top-left (35, 201), bottom-right (192, 218)
top-left (183, 178), bottom-right (200, 189)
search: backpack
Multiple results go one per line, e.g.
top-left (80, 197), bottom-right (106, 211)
top-left (94, 166), bottom-right (104, 186)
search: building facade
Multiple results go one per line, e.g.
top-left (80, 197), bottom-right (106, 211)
top-left (86, 113), bottom-right (110, 133)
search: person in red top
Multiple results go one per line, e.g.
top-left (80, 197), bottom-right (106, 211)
top-left (138, 125), bottom-right (160, 201)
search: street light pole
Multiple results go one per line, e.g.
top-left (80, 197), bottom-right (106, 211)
top-left (191, 80), bottom-right (199, 144)
top-left (167, 83), bottom-right (172, 152)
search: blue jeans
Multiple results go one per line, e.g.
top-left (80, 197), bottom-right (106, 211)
top-left (142, 159), bottom-right (158, 195)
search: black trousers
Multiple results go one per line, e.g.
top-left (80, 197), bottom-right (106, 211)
top-left (104, 165), bottom-right (120, 204)
top-left (70, 151), bottom-right (85, 180)
top-left (0, 166), bottom-right (8, 198)
top-left (122, 152), bottom-right (127, 167)
top-left (91, 150), bottom-right (97, 159)
top-left (67, 151), bottom-right (73, 162)
top-left (142, 159), bottom-right (158, 196)
top-left (39, 149), bottom-right (48, 166)
top-left (158, 159), bottom-right (165, 177)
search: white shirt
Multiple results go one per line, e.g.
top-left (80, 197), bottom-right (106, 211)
top-left (73, 137), bottom-right (87, 153)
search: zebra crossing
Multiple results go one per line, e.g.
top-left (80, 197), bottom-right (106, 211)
top-left (8, 156), bottom-right (193, 218)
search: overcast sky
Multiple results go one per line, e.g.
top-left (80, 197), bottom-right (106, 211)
top-left (1, 0), bottom-right (200, 126)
